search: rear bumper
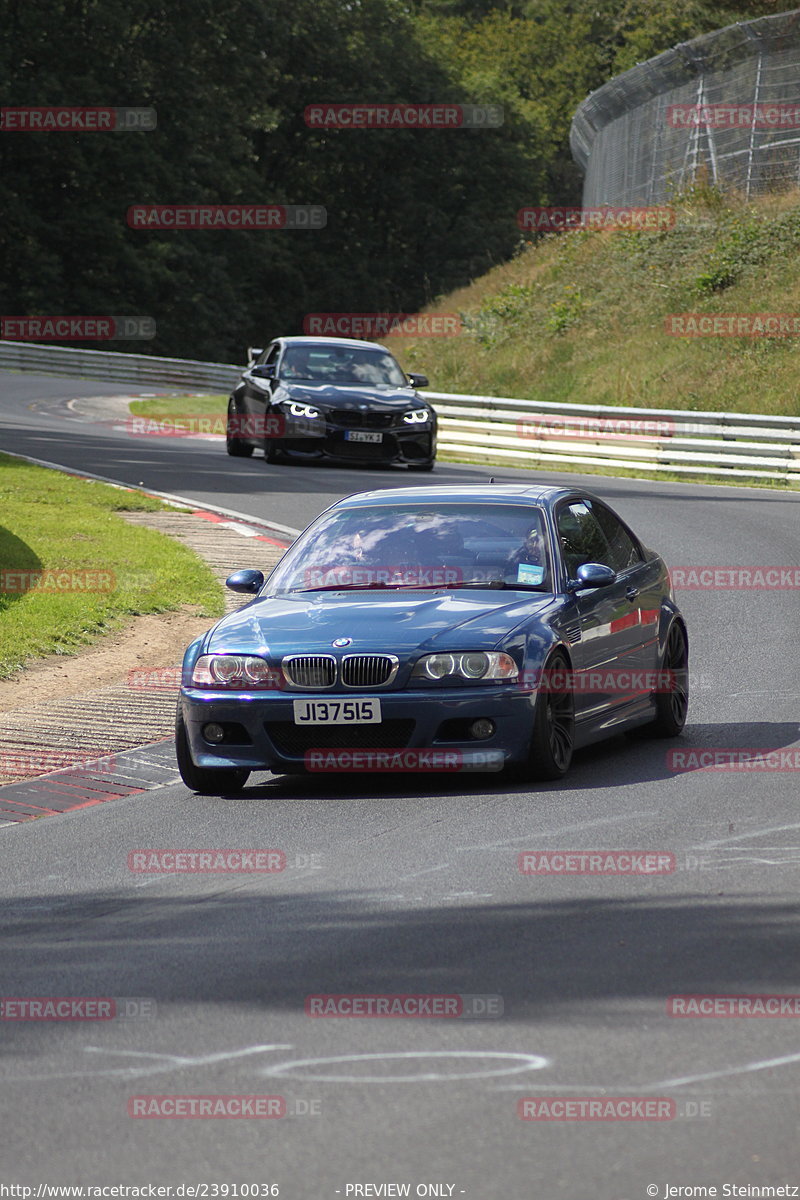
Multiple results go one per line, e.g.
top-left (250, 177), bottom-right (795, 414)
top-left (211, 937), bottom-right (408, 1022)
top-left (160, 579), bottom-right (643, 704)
top-left (179, 685), bottom-right (534, 774)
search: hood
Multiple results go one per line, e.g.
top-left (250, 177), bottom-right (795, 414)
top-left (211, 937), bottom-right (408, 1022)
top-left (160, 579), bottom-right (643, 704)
top-left (280, 382), bottom-right (426, 411)
top-left (206, 590), bottom-right (560, 657)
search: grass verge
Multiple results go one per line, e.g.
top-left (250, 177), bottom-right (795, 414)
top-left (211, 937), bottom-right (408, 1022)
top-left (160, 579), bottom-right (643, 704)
top-left (0, 453), bottom-right (224, 678)
top-left (129, 393), bottom-right (227, 429)
top-left (383, 187), bottom-right (800, 419)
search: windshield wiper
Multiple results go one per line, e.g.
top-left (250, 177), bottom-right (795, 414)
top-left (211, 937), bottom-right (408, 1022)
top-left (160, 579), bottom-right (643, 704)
top-left (288, 583), bottom-right (396, 593)
top-left (287, 580), bottom-right (509, 593)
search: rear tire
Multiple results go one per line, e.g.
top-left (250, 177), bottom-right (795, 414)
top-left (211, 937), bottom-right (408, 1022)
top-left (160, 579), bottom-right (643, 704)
top-left (407, 460), bottom-right (435, 472)
top-left (175, 708), bottom-right (250, 795)
top-left (226, 400), bottom-right (254, 457)
top-left (510, 651), bottom-right (575, 782)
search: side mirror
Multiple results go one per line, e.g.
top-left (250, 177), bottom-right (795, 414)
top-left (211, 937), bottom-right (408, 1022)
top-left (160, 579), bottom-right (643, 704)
top-left (247, 347), bottom-right (265, 364)
top-left (225, 569), bottom-right (265, 594)
top-left (407, 373), bottom-right (429, 389)
top-left (250, 363), bottom-right (275, 380)
top-left (571, 562), bottom-right (616, 590)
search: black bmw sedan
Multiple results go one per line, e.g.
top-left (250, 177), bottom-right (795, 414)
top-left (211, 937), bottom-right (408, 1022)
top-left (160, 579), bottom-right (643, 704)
top-left (226, 336), bottom-right (437, 470)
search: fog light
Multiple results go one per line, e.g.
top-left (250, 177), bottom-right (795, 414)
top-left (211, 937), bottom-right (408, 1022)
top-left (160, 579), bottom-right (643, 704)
top-left (203, 723), bottom-right (226, 743)
top-left (469, 719), bottom-right (495, 740)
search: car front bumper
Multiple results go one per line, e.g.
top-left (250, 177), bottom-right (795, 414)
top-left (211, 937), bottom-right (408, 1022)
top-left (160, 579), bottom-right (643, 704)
top-left (179, 684), bottom-right (536, 774)
top-left (280, 426), bottom-right (436, 465)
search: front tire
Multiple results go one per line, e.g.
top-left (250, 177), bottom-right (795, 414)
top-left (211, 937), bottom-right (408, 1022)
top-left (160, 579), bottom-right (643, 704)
top-left (175, 708), bottom-right (250, 795)
top-left (263, 435), bottom-right (284, 464)
top-left (407, 460), bottom-right (435, 472)
top-left (648, 621), bottom-right (689, 737)
top-left (512, 651), bottom-right (575, 782)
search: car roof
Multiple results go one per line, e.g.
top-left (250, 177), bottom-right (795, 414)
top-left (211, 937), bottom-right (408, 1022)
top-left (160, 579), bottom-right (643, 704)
top-left (278, 336), bottom-right (389, 352)
top-left (331, 484), bottom-right (603, 509)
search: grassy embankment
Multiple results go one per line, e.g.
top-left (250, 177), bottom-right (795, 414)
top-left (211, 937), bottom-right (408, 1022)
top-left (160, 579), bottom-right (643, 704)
top-left (0, 454), bottom-right (223, 678)
top-left (128, 189), bottom-right (800, 486)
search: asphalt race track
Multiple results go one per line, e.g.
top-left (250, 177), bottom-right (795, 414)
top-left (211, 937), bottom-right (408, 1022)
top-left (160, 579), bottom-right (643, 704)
top-left (2, 371), bottom-right (800, 1197)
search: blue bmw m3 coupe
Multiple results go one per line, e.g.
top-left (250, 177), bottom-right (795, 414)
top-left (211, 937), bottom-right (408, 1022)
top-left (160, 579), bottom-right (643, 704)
top-left (176, 485), bottom-right (688, 793)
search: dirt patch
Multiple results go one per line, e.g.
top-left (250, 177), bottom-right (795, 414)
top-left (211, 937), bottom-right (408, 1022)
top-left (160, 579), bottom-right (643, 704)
top-left (0, 607), bottom-right (211, 713)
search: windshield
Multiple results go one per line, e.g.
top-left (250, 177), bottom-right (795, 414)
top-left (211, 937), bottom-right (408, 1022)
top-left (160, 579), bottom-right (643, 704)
top-left (266, 503), bottom-right (553, 594)
top-left (280, 344), bottom-right (408, 387)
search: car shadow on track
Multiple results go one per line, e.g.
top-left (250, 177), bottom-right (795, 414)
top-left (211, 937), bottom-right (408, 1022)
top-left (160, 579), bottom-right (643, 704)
top-left (227, 719), bottom-right (800, 802)
top-left (4, 886), bottom-right (800, 1055)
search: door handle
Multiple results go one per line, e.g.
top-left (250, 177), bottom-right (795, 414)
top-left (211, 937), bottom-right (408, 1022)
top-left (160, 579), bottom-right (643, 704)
top-left (626, 586), bottom-right (639, 601)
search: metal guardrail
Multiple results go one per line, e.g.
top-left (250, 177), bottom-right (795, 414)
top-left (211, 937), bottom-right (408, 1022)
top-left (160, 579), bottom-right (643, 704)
top-left (1, 340), bottom-right (798, 483)
top-left (425, 391), bottom-right (800, 483)
top-left (0, 339), bottom-right (241, 392)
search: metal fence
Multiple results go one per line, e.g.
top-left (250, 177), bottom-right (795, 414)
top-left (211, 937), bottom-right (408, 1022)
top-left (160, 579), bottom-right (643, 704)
top-left (571, 8), bottom-right (800, 206)
top-left (1, 340), bottom-right (798, 484)
top-left (0, 338), bottom-right (241, 393)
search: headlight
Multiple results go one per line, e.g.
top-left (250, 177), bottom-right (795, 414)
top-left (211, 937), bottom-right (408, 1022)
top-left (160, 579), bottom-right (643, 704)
top-left (278, 400), bottom-right (321, 419)
top-left (411, 652), bottom-right (518, 684)
top-left (191, 655), bottom-right (278, 689)
top-left (403, 409), bottom-right (430, 425)
top-left (287, 401), bottom-right (320, 419)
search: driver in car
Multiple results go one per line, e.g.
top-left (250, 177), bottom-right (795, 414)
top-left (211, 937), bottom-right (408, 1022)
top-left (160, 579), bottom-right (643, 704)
top-left (282, 348), bottom-right (315, 379)
top-left (351, 354), bottom-right (390, 385)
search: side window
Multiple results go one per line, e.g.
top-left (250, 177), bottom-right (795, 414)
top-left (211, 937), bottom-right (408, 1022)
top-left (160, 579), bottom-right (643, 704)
top-left (557, 501), bottom-right (613, 577)
top-left (592, 502), bottom-right (643, 573)
top-left (260, 344), bottom-right (280, 366)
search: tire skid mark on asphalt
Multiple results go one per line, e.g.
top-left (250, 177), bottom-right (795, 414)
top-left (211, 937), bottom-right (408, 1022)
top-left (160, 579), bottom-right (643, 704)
top-left (452, 811), bottom-right (661, 853)
top-left (1, 1044), bottom-right (295, 1084)
top-left (649, 1049), bottom-right (800, 1089)
top-left (691, 821), bottom-right (800, 849)
top-left (261, 1050), bottom-right (551, 1083)
top-left (3, 1047), bottom-right (554, 1087)
top-left (395, 863), bottom-right (451, 882)
top-left (491, 1048), bottom-right (800, 1092)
